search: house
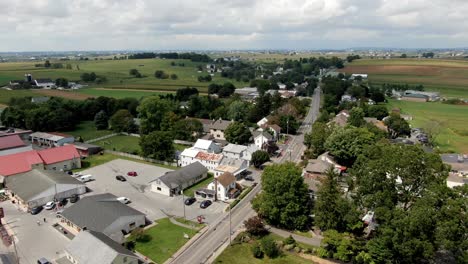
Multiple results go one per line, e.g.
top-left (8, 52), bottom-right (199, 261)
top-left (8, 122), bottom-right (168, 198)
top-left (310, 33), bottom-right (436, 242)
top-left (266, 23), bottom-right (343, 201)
top-left (234, 87), bottom-right (259, 100)
top-left (364, 117), bottom-right (388, 131)
top-left (68, 142), bottom-right (102, 157)
top-left (0, 134), bottom-right (33, 156)
top-left (328, 110), bottom-right (350, 127)
top-left (5, 169), bottom-right (86, 210)
top-left (29, 132), bottom-right (75, 147)
top-left (151, 162), bottom-right (208, 196)
top-left (214, 157), bottom-right (248, 178)
top-left (257, 117), bottom-right (269, 127)
top-left (303, 152), bottom-right (346, 180)
top-left (34, 78), bottom-right (55, 88)
top-left (252, 130), bottom-right (274, 150)
top-left (209, 119), bottom-right (233, 140)
top-left (59, 193), bottom-right (146, 243)
top-left (351, 74), bottom-right (368, 80)
top-left (222, 143), bottom-right (258, 165)
top-left (207, 172), bottom-right (239, 201)
top-left (37, 144), bottom-right (81, 171)
top-left (193, 139), bottom-right (221, 153)
top-left (178, 148), bottom-right (201, 167)
top-left (278, 83), bottom-right (287, 90)
top-left (340, 94), bottom-right (357, 103)
top-left (64, 230), bottom-right (140, 264)
top-left (259, 124), bottom-right (281, 140)
top-left (195, 151), bottom-right (224, 172)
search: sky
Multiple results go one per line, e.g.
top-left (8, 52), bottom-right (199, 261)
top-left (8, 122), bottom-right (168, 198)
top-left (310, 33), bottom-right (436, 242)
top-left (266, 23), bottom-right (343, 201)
top-left (0, 0), bottom-right (467, 51)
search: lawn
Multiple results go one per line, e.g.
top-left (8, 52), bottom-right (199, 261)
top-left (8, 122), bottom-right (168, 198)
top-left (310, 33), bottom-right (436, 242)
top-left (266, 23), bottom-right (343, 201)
top-left (174, 217), bottom-right (206, 230)
top-left (0, 89), bottom-right (42, 105)
top-left (341, 58), bottom-right (468, 98)
top-left (214, 234), bottom-right (316, 264)
top-left (77, 153), bottom-right (177, 171)
top-left (129, 218), bottom-right (193, 264)
top-left (76, 88), bottom-right (169, 99)
top-left (93, 135), bottom-right (141, 154)
top-left (183, 174), bottom-right (214, 197)
top-left (63, 121), bottom-right (113, 141)
top-left (387, 99), bottom-right (468, 153)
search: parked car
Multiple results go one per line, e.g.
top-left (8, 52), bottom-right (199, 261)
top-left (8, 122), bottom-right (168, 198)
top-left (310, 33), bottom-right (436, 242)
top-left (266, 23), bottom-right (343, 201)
top-left (116, 197), bottom-right (130, 204)
top-left (69, 195), bottom-right (79, 203)
top-left (127, 171), bottom-right (138, 177)
top-left (37, 258), bottom-right (51, 264)
top-left (57, 198), bottom-right (68, 207)
top-left (252, 182), bottom-right (258, 187)
top-left (200, 200), bottom-right (212, 209)
top-left (116, 175), bottom-right (126, 182)
top-left (244, 175), bottom-right (254, 181)
top-left (44, 201), bottom-right (55, 210)
top-left (30, 206), bottom-right (43, 215)
top-left (184, 197), bottom-right (196, 205)
top-left (77, 174), bottom-right (94, 182)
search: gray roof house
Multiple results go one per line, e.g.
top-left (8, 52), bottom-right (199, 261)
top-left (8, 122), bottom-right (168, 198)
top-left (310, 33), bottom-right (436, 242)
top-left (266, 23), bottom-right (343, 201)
top-left (64, 230), bottom-right (140, 264)
top-left (60, 193), bottom-right (146, 243)
top-left (151, 162), bottom-right (209, 196)
top-left (5, 169), bottom-right (86, 209)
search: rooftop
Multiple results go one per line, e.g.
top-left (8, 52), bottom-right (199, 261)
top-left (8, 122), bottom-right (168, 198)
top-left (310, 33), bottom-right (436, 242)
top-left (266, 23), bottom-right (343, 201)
top-left (0, 150), bottom-right (43, 176)
top-left (223, 144), bottom-right (247, 154)
top-left (209, 119), bottom-right (232, 131)
top-left (38, 145), bottom-right (80, 165)
top-left (0, 134), bottom-right (26, 150)
top-left (155, 162), bottom-right (208, 188)
top-left (216, 172), bottom-right (236, 188)
top-left (193, 139), bottom-right (216, 151)
top-left (180, 148), bottom-right (200, 158)
top-left (195, 151), bottom-right (223, 162)
top-left (252, 130), bottom-right (273, 141)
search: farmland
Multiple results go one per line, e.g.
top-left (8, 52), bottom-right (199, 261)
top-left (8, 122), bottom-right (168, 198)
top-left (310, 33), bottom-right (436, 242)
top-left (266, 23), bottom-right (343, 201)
top-left (341, 59), bottom-right (468, 98)
top-left (387, 99), bottom-right (468, 153)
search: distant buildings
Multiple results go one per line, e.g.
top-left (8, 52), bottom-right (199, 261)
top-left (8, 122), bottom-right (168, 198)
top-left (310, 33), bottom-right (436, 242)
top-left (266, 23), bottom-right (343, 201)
top-left (400, 90), bottom-right (440, 102)
top-left (30, 132), bottom-right (75, 147)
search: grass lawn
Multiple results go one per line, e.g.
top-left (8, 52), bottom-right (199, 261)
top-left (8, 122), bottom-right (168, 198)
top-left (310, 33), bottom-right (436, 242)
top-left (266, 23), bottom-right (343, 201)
top-left (215, 234), bottom-right (316, 264)
top-left (77, 153), bottom-right (177, 171)
top-left (183, 174), bottom-right (214, 197)
top-left (93, 135), bottom-right (141, 154)
top-left (129, 218), bottom-right (193, 264)
top-left (76, 88), bottom-right (168, 99)
top-left (63, 121), bottom-right (113, 141)
top-left (293, 230), bottom-right (314, 238)
top-left (387, 99), bottom-right (468, 153)
top-left (174, 217), bottom-right (206, 230)
top-left (174, 143), bottom-right (189, 151)
top-left (0, 89), bottom-right (42, 105)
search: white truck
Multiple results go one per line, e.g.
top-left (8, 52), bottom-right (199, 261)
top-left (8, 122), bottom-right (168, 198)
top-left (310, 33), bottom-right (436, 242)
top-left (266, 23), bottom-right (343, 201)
top-left (77, 174), bottom-right (94, 183)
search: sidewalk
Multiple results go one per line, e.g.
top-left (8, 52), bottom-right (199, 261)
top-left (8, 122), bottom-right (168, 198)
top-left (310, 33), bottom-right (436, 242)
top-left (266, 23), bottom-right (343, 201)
top-left (267, 225), bottom-right (323, 247)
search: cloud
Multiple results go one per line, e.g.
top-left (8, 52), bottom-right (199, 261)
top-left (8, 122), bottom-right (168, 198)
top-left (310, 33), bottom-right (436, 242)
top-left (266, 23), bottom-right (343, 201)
top-left (0, 0), bottom-right (467, 51)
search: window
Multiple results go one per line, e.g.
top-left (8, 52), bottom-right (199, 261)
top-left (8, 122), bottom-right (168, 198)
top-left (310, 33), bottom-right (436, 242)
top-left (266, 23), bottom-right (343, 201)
top-left (129, 222), bottom-right (136, 229)
top-left (157, 187), bottom-right (161, 191)
top-left (64, 165), bottom-right (68, 169)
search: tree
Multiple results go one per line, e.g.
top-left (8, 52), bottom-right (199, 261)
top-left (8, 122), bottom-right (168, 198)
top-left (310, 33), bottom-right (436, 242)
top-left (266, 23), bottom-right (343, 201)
top-left (244, 216), bottom-right (268, 237)
top-left (154, 70), bottom-right (165, 79)
top-left (252, 244), bottom-right (264, 259)
top-left (370, 90), bottom-right (385, 103)
top-left (314, 169), bottom-right (361, 233)
top-left (227, 101), bottom-right (249, 121)
top-left (44, 60), bottom-right (51, 68)
top-left (109, 109), bottom-right (135, 133)
top-left (224, 122), bottom-right (251, 145)
top-left (137, 96), bottom-right (174, 134)
top-left (172, 118), bottom-right (203, 141)
top-left (324, 126), bottom-right (375, 166)
top-left (94, 110), bottom-right (108, 130)
top-left (129, 69), bottom-right (139, 76)
top-left (260, 237), bottom-right (279, 258)
top-left (175, 87), bottom-right (198, 101)
top-left (55, 78), bottom-right (69, 88)
top-left (321, 230), bottom-right (360, 262)
top-left (384, 113), bottom-right (411, 138)
top-left (304, 122), bottom-right (331, 158)
top-left (140, 131), bottom-right (175, 161)
top-left (170, 73), bottom-right (178, 80)
top-left (279, 115), bottom-right (299, 135)
top-left (348, 107), bottom-right (365, 127)
top-left (367, 105), bottom-right (388, 120)
top-left (423, 120), bottom-right (443, 145)
top-left (252, 163), bottom-right (311, 230)
top-left (251, 150), bottom-right (270, 168)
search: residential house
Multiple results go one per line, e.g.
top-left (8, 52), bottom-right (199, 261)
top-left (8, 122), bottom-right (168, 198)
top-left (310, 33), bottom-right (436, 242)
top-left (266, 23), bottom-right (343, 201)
top-left (151, 162), bottom-right (208, 196)
top-left (259, 124), bottom-right (281, 140)
top-left (34, 78), bottom-right (55, 88)
top-left (29, 132), bottom-right (75, 147)
top-left (5, 169), bottom-right (86, 210)
top-left (328, 110), bottom-right (350, 127)
top-left (214, 157), bottom-right (248, 178)
top-left (64, 230), bottom-right (140, 264)
top-left (303, 152), bottom-right (346, 191)
top-left (178, 148), bottom-right (200, 167)
top-left (364, 117), bottom-right (388, 131)
top-left (193, 139), bottom-right (221, 153)
top-left (59, 193), bottom-right (146, 243)
top-left (252, 130), bottom-right (274, 150)
top-left (340, 94), bottom-right (357, 103)
top-left (195, 152), bottom-right (224, 172)
top-left (67, 142), bottom-right (102, 157)
top-left (0, 134), bottom-right (33, 156)
top-left (207, 172), bottom-right (239, 201)
top-left (209, 119), bottom-right (233, 140)
top-left (257, 117), bottom-right (269, 127)
top-left (222, 143), bottom-right (258, 165)
top-left (37, 144), bottom-right (81, 171)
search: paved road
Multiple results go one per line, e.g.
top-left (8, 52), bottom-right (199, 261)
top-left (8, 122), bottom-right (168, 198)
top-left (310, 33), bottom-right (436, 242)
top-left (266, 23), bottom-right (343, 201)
top-left (168, 87), bottom-right (322, 264)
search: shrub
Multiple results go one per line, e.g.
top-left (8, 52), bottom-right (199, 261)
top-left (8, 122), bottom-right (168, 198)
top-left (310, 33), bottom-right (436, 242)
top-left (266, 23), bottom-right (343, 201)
top-left (131, 227), bottom-right (151, 242)
top-left (251, 244), bottom-right (264, 259)
top-left (244, 216), bottom-right (268, 237)
top-left (284, 235), bottom-right (296, 245)
top-left (260, 237), bottom-right (279, 258)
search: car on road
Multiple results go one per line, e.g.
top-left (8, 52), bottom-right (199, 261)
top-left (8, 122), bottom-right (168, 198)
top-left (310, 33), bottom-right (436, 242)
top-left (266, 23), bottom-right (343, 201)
top-left (116, 175), bottom-right (126, 182)
top-left (184, 197), bottom-right (196, 205)
top-left (44, 201), bottom-right (55, 210)
top-left (127, 171), bottom-right (138, 177)
top-left (30, 206), bottom-right (43, 215)
top-left (200, 200), bottom-right (212, 209)
top-left (69, 194), bottom-right (79, 203)
top-left (244, 175), bottom-right (254, 181)
top-left (116, 197), bottom-right (130, 204)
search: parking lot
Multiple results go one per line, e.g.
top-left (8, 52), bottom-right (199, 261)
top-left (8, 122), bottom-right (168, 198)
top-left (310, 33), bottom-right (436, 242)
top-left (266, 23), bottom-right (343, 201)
top-left (80, 159), bottom-right (226, 223)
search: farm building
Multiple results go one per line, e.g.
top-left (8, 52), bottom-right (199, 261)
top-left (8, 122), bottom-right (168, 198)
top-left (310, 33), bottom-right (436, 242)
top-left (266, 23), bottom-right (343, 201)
top-left (404, 90), bottom-right (440, 101)
top-left (59, 193), bottom-right (146, 243)
top-left (34, 78), bottom-right (55, 88)
top-left (68, 142), bottom-right (102, 157)
top-left (401, 93), bottom-right (429, 102)
top-left (37, 144), bottom-right (81, 171)
top-left (5, 169), bottom-right (86, 210)
top-left (29, 132), bottom-right (75, 147)
top-left (150, 162), bottom-right (208, 196)
top-left (0, 150), bottom-right (44, 178)
top-left (0, 134), bottom-right (33, 156)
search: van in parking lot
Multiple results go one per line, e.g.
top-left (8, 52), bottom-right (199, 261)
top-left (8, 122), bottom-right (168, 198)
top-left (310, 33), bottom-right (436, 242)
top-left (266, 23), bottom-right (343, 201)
top-left (77, 174), bottom-right (94, 182)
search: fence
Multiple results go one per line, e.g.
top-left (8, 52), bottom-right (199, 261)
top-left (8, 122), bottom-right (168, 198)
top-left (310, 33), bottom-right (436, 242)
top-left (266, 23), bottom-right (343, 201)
top-left (104, 150), bottom-right (178, 167)
top-left (85, 133), bottom-right (119, 143)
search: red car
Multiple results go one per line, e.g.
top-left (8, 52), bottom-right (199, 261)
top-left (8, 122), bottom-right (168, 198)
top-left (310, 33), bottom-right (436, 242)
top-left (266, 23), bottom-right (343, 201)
top-left (127, 171), bottom-right (138, 177)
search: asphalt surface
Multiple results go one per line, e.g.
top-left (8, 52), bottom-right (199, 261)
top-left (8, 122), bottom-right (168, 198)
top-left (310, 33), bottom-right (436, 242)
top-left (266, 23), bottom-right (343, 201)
top-left (168, 87), bottom-right (322, 264)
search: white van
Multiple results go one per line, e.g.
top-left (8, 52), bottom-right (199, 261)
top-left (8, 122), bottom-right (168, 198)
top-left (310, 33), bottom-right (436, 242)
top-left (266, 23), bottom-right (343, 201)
top-left (77, 175), bottom-right (94, 182)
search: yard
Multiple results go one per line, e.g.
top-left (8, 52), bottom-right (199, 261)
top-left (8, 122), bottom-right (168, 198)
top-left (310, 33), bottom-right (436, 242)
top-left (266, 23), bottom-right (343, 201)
top-left (128, 218), bottom-right (193, 264)
top-left (63, 120), bottom-right (114, 141)
top-left (387, 99), bottom-right (468, 153)
top-left (93, 134), bottom-right (141, 154)
top-left (77, 153), bottom-right (177, 171)
top-left (183, 173), bottom-right (214, 197)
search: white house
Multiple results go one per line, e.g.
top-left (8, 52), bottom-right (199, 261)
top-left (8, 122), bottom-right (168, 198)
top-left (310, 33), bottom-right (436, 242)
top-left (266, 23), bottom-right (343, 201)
top-left (178, 148), bottom-right (200, 167)
top-left (151, 162), bottom-right (208, 196)
top-left (222, 144), bottom-right (258, 165)
top-left (193, 139), bottom-right (221, 153)
top-left (256, 117), bottom-right (269, 127)
top-left (207, 172), bottom-right (239, 201)
top-left (178, 147), bottom-right (223, 172)
top-left (252, 130), bottom-right (274, 150)
top-left (278, 83), bottom-right (287, 90)
top-left (351, 74), bottom-right (368, 80)
top-left (34, 78), bottom-right (55, 88)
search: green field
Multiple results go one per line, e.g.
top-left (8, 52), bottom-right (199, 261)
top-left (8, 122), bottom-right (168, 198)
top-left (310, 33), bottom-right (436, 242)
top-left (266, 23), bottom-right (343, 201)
top-left (63, 121), bottom-right (113, 141)
top-left (93, 135), bottom-right (141, 154)
top-left (76, 88), bottom-right (168, 99)
top-left (0, 89), bottom-right (42, 105)
top-left (341, 59), bottom-right (468, 98)
top-left (129, 218), bottom-right (193, 263)
top-left (387, 99), bottom-right (468, 153)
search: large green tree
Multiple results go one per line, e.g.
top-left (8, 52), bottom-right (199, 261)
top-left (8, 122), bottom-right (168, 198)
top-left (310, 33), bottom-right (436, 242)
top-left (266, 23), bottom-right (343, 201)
top-left (94, 110), bottom-right (108, 130)
top-left (304, 122), bottom-right (331, 158)
top-left (139, 131), bottom-right (175, 161)
top-left (384, 113), bottom-right (410, 138)
top-left (251, 150), bottom-right (270, 168)
top-left (137, 96), bottom-right (174, 134)
top-left (109, 109), bottom-right (135, 133)
top-left (224, 122), bottom-right (252, 145)
top-left (252, 163), bottom-right (311, 230)
top-left (367, 105), bottom-right (388, 120)
top-left (348, 107), bottom-right (365, 127)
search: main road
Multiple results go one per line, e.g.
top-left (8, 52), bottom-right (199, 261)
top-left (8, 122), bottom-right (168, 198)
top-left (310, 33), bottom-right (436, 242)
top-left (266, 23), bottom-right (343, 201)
top-left (168, 86), bottom-right (322, 264)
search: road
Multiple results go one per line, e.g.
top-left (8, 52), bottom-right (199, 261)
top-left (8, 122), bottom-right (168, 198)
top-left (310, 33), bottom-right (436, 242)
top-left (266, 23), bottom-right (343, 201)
top-left (168, 86), bottom-right (322, 264)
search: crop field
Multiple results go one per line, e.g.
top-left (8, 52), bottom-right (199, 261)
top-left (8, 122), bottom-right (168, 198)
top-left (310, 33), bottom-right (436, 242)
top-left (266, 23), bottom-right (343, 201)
top-left (341, 59), bottom-right (468, 98)
top-left (76, 88), bottom-right (169, 99)
top-left (387, 99), bottom-right (468, 153)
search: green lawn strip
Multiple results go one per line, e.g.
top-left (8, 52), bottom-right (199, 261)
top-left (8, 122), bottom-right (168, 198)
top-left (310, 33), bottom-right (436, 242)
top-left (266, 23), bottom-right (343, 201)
top-left (62, 121), bottom-right (113, 141)
top-left (129, 218), bottom-right (193, 264)
top-left (0, 89), bottom-right (42, 105)
top-left (173, 217), bottom-right (206, 230)
top-left (214, 233), bottom-right (315, 264)
top-left (292, 230), bottom-right (314, 238)
top-left (174, 143), bottom-right (189, 151)
top-left (183, 174), bottom-right (214, 197)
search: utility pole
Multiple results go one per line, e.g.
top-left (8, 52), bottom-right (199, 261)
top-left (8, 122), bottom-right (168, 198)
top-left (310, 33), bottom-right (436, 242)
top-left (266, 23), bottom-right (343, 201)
top-left (229, 204), bottom-right (232, 245)
top-left (181, 188), bottom-right (186, 220)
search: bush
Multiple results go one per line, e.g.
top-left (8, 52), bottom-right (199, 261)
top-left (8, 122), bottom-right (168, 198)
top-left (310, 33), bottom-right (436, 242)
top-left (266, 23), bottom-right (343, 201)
top-left (261, 237), bottom-right (279, 258)
top-left (131, 227), bottom-right (151, 242)
top-left (251, 244), bottom-right (264, 259)
top-left (283, 235), bottom-right (296, 245)
top-left (244, 216), bottom-right (267, 237)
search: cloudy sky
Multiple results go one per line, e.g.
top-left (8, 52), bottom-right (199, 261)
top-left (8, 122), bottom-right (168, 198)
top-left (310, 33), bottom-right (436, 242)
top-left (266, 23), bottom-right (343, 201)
top-left (0, 0), bottom-right (467, 51)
